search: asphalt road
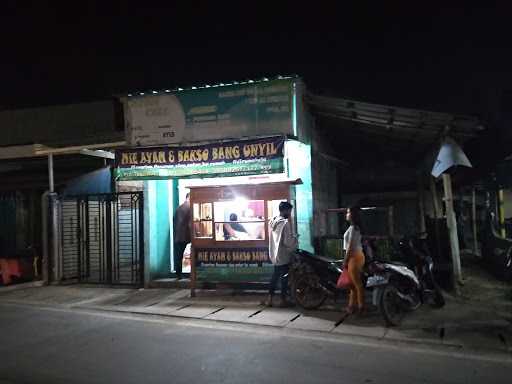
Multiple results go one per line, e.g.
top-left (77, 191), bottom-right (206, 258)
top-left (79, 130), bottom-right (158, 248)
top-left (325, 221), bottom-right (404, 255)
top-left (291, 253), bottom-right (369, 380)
top-left (0, 303), bottom-right (510, 384)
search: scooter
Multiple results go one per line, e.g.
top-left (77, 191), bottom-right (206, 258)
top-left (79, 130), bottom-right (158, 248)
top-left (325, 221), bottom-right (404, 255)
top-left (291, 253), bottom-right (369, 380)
top-left (365, 235), bottom-right (445, 326)
top-left (288, 249), bottom-right (390, 320)
top-left (289, 238), bottom-right (444, 326)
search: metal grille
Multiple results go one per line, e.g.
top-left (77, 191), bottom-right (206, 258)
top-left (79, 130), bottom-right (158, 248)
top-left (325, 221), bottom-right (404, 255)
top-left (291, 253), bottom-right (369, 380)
top-left (59, 192), bottom-right (143, 285)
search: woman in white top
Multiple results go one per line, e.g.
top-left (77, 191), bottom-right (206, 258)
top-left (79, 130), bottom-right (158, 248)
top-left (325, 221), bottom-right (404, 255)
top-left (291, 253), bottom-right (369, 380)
top-left (343, 206), bottom-right (365, 314)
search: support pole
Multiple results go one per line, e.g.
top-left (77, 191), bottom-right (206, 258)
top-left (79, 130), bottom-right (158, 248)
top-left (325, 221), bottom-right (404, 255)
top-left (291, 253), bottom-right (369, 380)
top-left (498, 189), bottom-right (506, 237)
top-left (472, 188), bottom-right (479, 256)
top-left (417, 173), bottom-right (427, 233)
top-left (430, 177), bottom-right (441, 218)
top-left (430, 177), bottom-right (442, 263)
top-left (50, 194), bottom-right (60, 282)
top-left (41, 191), bottom-right (50, 285)
top-left (48, 154), bottom-right (54, 193)
top-left (388, 205), bottom-right (394, 238)
top-left (442, 173), bottom-right (463, 290)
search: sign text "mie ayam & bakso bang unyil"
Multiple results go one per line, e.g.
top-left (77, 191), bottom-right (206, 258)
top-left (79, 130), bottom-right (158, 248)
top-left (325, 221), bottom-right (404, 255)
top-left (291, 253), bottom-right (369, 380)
top-left (120, 142), bottom-right (280, 166)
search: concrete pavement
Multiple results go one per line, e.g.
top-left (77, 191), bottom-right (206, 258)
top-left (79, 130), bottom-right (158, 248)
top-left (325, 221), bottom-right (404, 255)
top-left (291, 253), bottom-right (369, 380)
top-left (1, 284), bottom-right (511, 356)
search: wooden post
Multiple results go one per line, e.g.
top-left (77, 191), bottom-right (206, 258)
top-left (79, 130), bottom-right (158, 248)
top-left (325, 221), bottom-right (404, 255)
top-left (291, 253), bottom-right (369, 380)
top-left (498, 189), bottom-right (506, 238)
top-left (388, 206), bottom-right (394, 237)
top-left (430, 177), bottom-right (441, 218)
top-left (190, 247), bottom-right (196, 297)
top-left (417, 173), bottom-right (426, 233)
top-left (472, 188), bottom-right (479, 256)
top-left (442, 173), bottom-right (463, 290)
top-left (430, 177), bottom-right (443, 263)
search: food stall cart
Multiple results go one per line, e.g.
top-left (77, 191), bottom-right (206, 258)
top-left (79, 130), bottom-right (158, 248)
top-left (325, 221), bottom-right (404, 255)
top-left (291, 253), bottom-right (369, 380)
top-left (188, 179), bottom-right (301, 296)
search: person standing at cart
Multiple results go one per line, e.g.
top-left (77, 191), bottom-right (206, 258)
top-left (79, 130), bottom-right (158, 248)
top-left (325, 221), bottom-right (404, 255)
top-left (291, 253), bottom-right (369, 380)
top-left (266, 201), bottom-right (298, 307)
top-left (173, 193), bottom-right (191, 279)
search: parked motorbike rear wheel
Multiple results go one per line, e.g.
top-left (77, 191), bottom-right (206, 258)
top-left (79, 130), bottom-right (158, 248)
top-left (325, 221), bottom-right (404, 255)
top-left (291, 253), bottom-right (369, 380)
top-left (291, 274), bottom-right (327, 310)
top-left (378, 284), bottom-right (406, 326)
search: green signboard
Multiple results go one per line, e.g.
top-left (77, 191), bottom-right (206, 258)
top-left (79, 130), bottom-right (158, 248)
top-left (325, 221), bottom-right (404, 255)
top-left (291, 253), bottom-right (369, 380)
top-left (124, 77), bottom-right (296, 146)
top-left (195, 248), bottom-right (273, 283)
top-left (114, 136), bottom-right (285, 180)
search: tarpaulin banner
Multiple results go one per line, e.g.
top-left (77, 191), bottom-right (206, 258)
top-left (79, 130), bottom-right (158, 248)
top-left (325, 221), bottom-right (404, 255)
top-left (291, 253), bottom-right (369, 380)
top-left (114, 136), bottom-right (285, 180)
top-left (123, 78), bottom-right (295, 146)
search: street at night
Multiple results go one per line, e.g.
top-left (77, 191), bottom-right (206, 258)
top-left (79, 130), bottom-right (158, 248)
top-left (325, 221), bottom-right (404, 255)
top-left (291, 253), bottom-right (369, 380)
top-left (0, 302), bottom-right (510, 384)
top-left (2, 4), bottom-right (512, 383)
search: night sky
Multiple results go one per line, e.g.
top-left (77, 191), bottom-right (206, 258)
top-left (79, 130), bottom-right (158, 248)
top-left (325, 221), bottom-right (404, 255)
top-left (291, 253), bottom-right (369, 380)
top-left (1, 3), bottom-right (511, 117)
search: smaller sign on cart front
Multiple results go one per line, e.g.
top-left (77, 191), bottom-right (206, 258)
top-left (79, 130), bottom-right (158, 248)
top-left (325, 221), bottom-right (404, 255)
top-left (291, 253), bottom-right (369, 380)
top-left (195, 248), bottom-right (273, 282)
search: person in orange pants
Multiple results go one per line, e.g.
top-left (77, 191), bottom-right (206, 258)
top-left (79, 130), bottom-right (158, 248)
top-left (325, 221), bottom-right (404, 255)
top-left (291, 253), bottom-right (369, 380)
top-left (343, 207), bottom-right (366, 314)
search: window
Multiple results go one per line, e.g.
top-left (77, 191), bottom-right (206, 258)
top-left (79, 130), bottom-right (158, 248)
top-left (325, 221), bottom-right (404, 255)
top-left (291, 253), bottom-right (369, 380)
top-left (213, 200), bottom-right (265, 241)
top-left (193, 203), bottom-right (213, 238)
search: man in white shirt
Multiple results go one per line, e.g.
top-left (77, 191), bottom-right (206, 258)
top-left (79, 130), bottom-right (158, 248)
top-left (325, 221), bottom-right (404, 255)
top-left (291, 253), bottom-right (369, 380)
top-left (266, 201), bottom-right (298, 307)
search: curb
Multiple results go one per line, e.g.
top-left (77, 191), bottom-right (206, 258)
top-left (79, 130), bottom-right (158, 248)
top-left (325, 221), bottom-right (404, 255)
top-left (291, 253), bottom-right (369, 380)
top-left (1, 299), bottom-right (511, 359)
top-left (0, 280), bottom-right (44, 293)
top-left (74, 303), bottom-right (512, 357)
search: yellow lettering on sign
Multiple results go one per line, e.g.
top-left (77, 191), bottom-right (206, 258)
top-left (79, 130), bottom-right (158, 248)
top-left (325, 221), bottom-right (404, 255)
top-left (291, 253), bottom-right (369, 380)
top-left (250, 145), bottom-right (258, 157)
top-left (218, 147), bottom-right (225, 160)
top-left (233, 146), bottom-right (240, 158)
top-left (258, 143), bottom-right (266, 156)
top-left (212, 147), bottom-right (218, 160)
top-left (198, 251), bottom-right (208, 262)
top-left (243, 145), bottom-right (250, 157)
top-left (168, 151), bottom-right (175, 163)
top-left (178, 151), bottom-right (184, 162)
top-left (268, 142), bottom-right (278, 155)
top-left (140, 152), bottom-right (150, 164)
top-left (224, 146), bottom-right (233, 159)
top-left (121, 153), bottom-right (130, 165)
top-left (202, 149), bottom-right (209, 161)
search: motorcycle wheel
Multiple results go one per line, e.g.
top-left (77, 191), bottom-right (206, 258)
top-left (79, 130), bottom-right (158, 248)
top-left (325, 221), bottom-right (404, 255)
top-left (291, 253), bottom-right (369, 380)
top-left (379, 284), bottom-right (406, 327)
top-left (405, 291), bottom-right (422, 311)
top-left (292, 274), bottom-right (327, 310)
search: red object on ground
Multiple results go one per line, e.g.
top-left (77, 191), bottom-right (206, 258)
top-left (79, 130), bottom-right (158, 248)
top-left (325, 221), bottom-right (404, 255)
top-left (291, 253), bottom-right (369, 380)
top-left (0, 258), bottom-right (34, 285)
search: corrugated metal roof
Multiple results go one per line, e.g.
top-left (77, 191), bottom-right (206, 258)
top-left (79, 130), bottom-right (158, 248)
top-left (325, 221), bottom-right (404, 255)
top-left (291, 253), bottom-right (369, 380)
top-left (307, 93), bottom-right (485, 170)
top-left (307, 93), bottom-right (483, 144)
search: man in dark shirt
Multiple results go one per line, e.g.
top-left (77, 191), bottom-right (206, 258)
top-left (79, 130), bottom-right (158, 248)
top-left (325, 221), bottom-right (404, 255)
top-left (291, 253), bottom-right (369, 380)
top-left (173, 193), bottom-right (191, 279)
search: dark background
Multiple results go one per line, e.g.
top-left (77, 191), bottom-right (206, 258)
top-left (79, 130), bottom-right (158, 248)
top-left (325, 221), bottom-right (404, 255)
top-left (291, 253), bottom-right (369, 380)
top-left (1, 2), bottom-right (511, 116)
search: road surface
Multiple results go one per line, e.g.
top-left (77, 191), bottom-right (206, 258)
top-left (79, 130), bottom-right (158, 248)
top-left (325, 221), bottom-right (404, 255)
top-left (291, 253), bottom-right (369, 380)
top-left (0, 303), bottom-right (510, 384)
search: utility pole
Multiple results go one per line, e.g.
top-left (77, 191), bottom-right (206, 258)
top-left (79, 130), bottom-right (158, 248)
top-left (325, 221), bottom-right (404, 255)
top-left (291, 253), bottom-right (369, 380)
top-left (442, 173), bottom-right (463, 292)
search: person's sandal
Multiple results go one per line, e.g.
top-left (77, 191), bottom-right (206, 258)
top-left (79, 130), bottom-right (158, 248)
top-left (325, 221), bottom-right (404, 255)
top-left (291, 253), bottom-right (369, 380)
top-left (261, 295), bottom-right (274, 307)
top-left (345, 306), bottom-right (355, 315)
top-left (279, 299), bottom-right (295, 308)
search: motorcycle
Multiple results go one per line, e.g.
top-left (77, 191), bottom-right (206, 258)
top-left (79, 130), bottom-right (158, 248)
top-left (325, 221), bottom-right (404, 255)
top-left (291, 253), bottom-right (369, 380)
top-left (289, 235), bottom-right (445, 326)
top-left (370, 235), bottom-right (445, 326)
top-left (288, 249), bottom-right (389, 319)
